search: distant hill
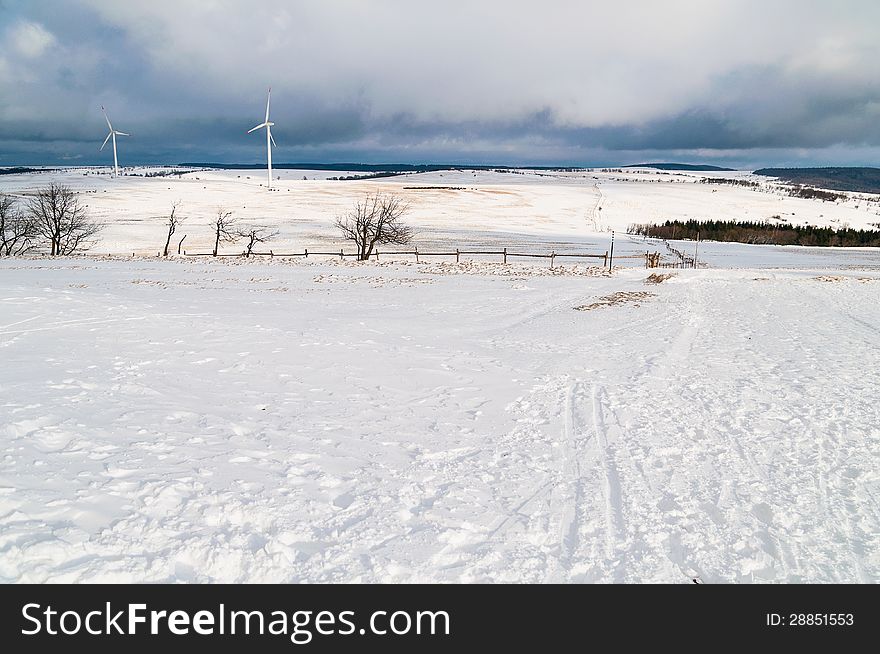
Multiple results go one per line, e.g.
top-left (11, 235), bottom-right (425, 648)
top-left (623, 163), bottom-right (736, 172)
top-left (754, 167), bottom-right (880, 194)
top-left (178, 162), bottom-right (585, 173)
top-left (0, 167), bottom-right (52, 175)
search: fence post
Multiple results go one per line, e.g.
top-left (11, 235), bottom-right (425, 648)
top-left (608, 231), bottom-right (615, 270)
top-left (456, 248), bottom-right (460, 263)
top-left (305, 248), bottom-right (308, 258)
top-left (503, 247), bottom-right (507, 264)
top-left (270, 250), bottom-right (274, 258)
top-left (550, 251), bottom-right (556, 269)
top-left (340, 248), bottom-right (344, 260)
top-left (415, 247), bottom-right (419, 264)
top-left (376, 249), bottom-right (379, 261)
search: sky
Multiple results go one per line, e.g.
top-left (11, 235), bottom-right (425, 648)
top-left (1, 0), bottom-right (879, 169)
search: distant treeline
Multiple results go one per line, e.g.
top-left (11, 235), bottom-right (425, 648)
top-left (143, 169), bottom-right (192, 178)
top-left (701, 178), bottom-right (760, 188)
top-left (0, 167), bottom-right (56, 175)
top-left (624, 163), bottom-right (736, 171)
top-left (754, 167), bottom-right (880, 194)
top-left (329, 171), bottom-right (413, 181)
top-left (179, 162), bottom-right (585, 173)
top-left (701, 176), bottom-right (846, 201)
top-left (786, 186), bottom-right (845, 202)
top-left (629, 219), bottom-right (880, 247)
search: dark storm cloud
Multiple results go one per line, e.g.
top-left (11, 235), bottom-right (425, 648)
top-left (1, 1), bottom-right (879, 167)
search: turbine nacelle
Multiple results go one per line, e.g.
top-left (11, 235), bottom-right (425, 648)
top-left (100, 130), bottom-right (129, 151)
top-left (247, 122), bottom-right (275, 134)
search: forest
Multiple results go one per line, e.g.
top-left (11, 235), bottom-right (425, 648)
top-left (628, 219), bottom-right (880, 247)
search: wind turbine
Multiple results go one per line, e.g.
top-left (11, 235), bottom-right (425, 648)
top-left (248, 88), bottom-right (276, 189)
top-left (100, 106), bottom-right (129, 178)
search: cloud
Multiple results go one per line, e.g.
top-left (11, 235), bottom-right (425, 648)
top-left (1, 0), bottom-right (879, 166)
top-left (8, 20), bottom-right (56, 58)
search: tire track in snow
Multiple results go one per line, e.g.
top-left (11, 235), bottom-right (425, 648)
top-left (0, 315), bottom-right (43, 330)
top-left (591, 383), bottom-right (623, 563)
top-left (558, 382), bottom-right (584, 563)
top-left (488, 478), bottom-right (553, 539)
top-left (0, 316), bottom-right (147, 336)
top-left (585, 184), bottom-right (604, 231)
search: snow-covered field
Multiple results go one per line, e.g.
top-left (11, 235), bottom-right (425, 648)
top-left (1, 168), bottom-right (879, 583)
top-left (2, 167), bottom-right (879, 264)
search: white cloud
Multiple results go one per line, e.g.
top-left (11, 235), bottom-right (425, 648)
top-left (8, 20), bottom-right (57, 58)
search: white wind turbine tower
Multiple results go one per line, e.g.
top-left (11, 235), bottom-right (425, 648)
top-left (100, 106), bottom-right (129, 178)
top-left (248, 88), bottom-right (277, 189)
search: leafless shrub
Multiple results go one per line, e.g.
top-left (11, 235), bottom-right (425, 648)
top-left (163, 201), bottom-right (184, 257)
top-left (237, 226), bottom-right (280, 257)
top-left (0, 194), bottom-right (37, 256)
top-left (335, 192), bottom-right (413, 261)
top-left (212, 208), bottom-right (238, 256)
top-left (26, 184), bottom-right (102, 255)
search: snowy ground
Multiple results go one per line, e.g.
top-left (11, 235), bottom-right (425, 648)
top-left (1, 167), bottom-right (879, 583)
top-left (1, 167), bottom-right (879, 262)
top-left (1, 256), bottom-right (878, 583)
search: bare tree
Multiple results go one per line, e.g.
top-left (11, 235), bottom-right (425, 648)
top-left (26, 184), bottom-right (102, 255)
top-left (237, 225), bottom-right (279, 257)
top-left (335, 192), bottom-right (413, 261)
top-left (162, 201), bottom-right (184, 257)
top-left (212, 208), bottom-right (240, 256)
top-left (1, 194), bottom-right (37, 256)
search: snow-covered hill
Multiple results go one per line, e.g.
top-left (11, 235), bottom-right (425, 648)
top-left (1, 167), bottom-right (878, 261)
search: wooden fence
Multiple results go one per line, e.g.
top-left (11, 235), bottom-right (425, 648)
top-left (660, 241), bottom-right (699, 268)
top-left (184, 246), bottom-right (612, 269)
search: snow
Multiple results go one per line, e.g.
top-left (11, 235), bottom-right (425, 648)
top-left (1, 168), bottom-right (879, 583)
top-left (1, 167), bottom-right (878, 262)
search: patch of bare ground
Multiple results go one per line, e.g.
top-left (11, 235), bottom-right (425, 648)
top-left (312, 274), bottom-right (434, 287)
top-left (645, 273), bottom-right (675, 284)
top-left (419, 261), bottom-right (610, 278)
top-left (574, 291), bottom-right (657, 311)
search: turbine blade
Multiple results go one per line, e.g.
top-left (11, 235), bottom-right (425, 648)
top-left (115, 131), bottom-right (130, 137)
top-left (265, 87), bottom-right (271, 123)
top-left (100, 132), bottom-right (112, 151)
top-left (247, 123), bottom-right (267, 134)
top-left (270, 131), bottom-right (277, 148)
top-left (102, 106), bottom-right (113, 130)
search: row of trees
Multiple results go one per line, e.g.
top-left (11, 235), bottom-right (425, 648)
top-left (629, 219), bottom-right (880, 247)
top-left (203, 192), bottom-right (412, 259)
top-left (699, 176), bottom-right (847, 202)
top-left (2, 186), bottom-right (413, 260)
top-left (207, 209), bottom-right (280, 257)
top-left (700, 178), bottom-right (761, 189)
